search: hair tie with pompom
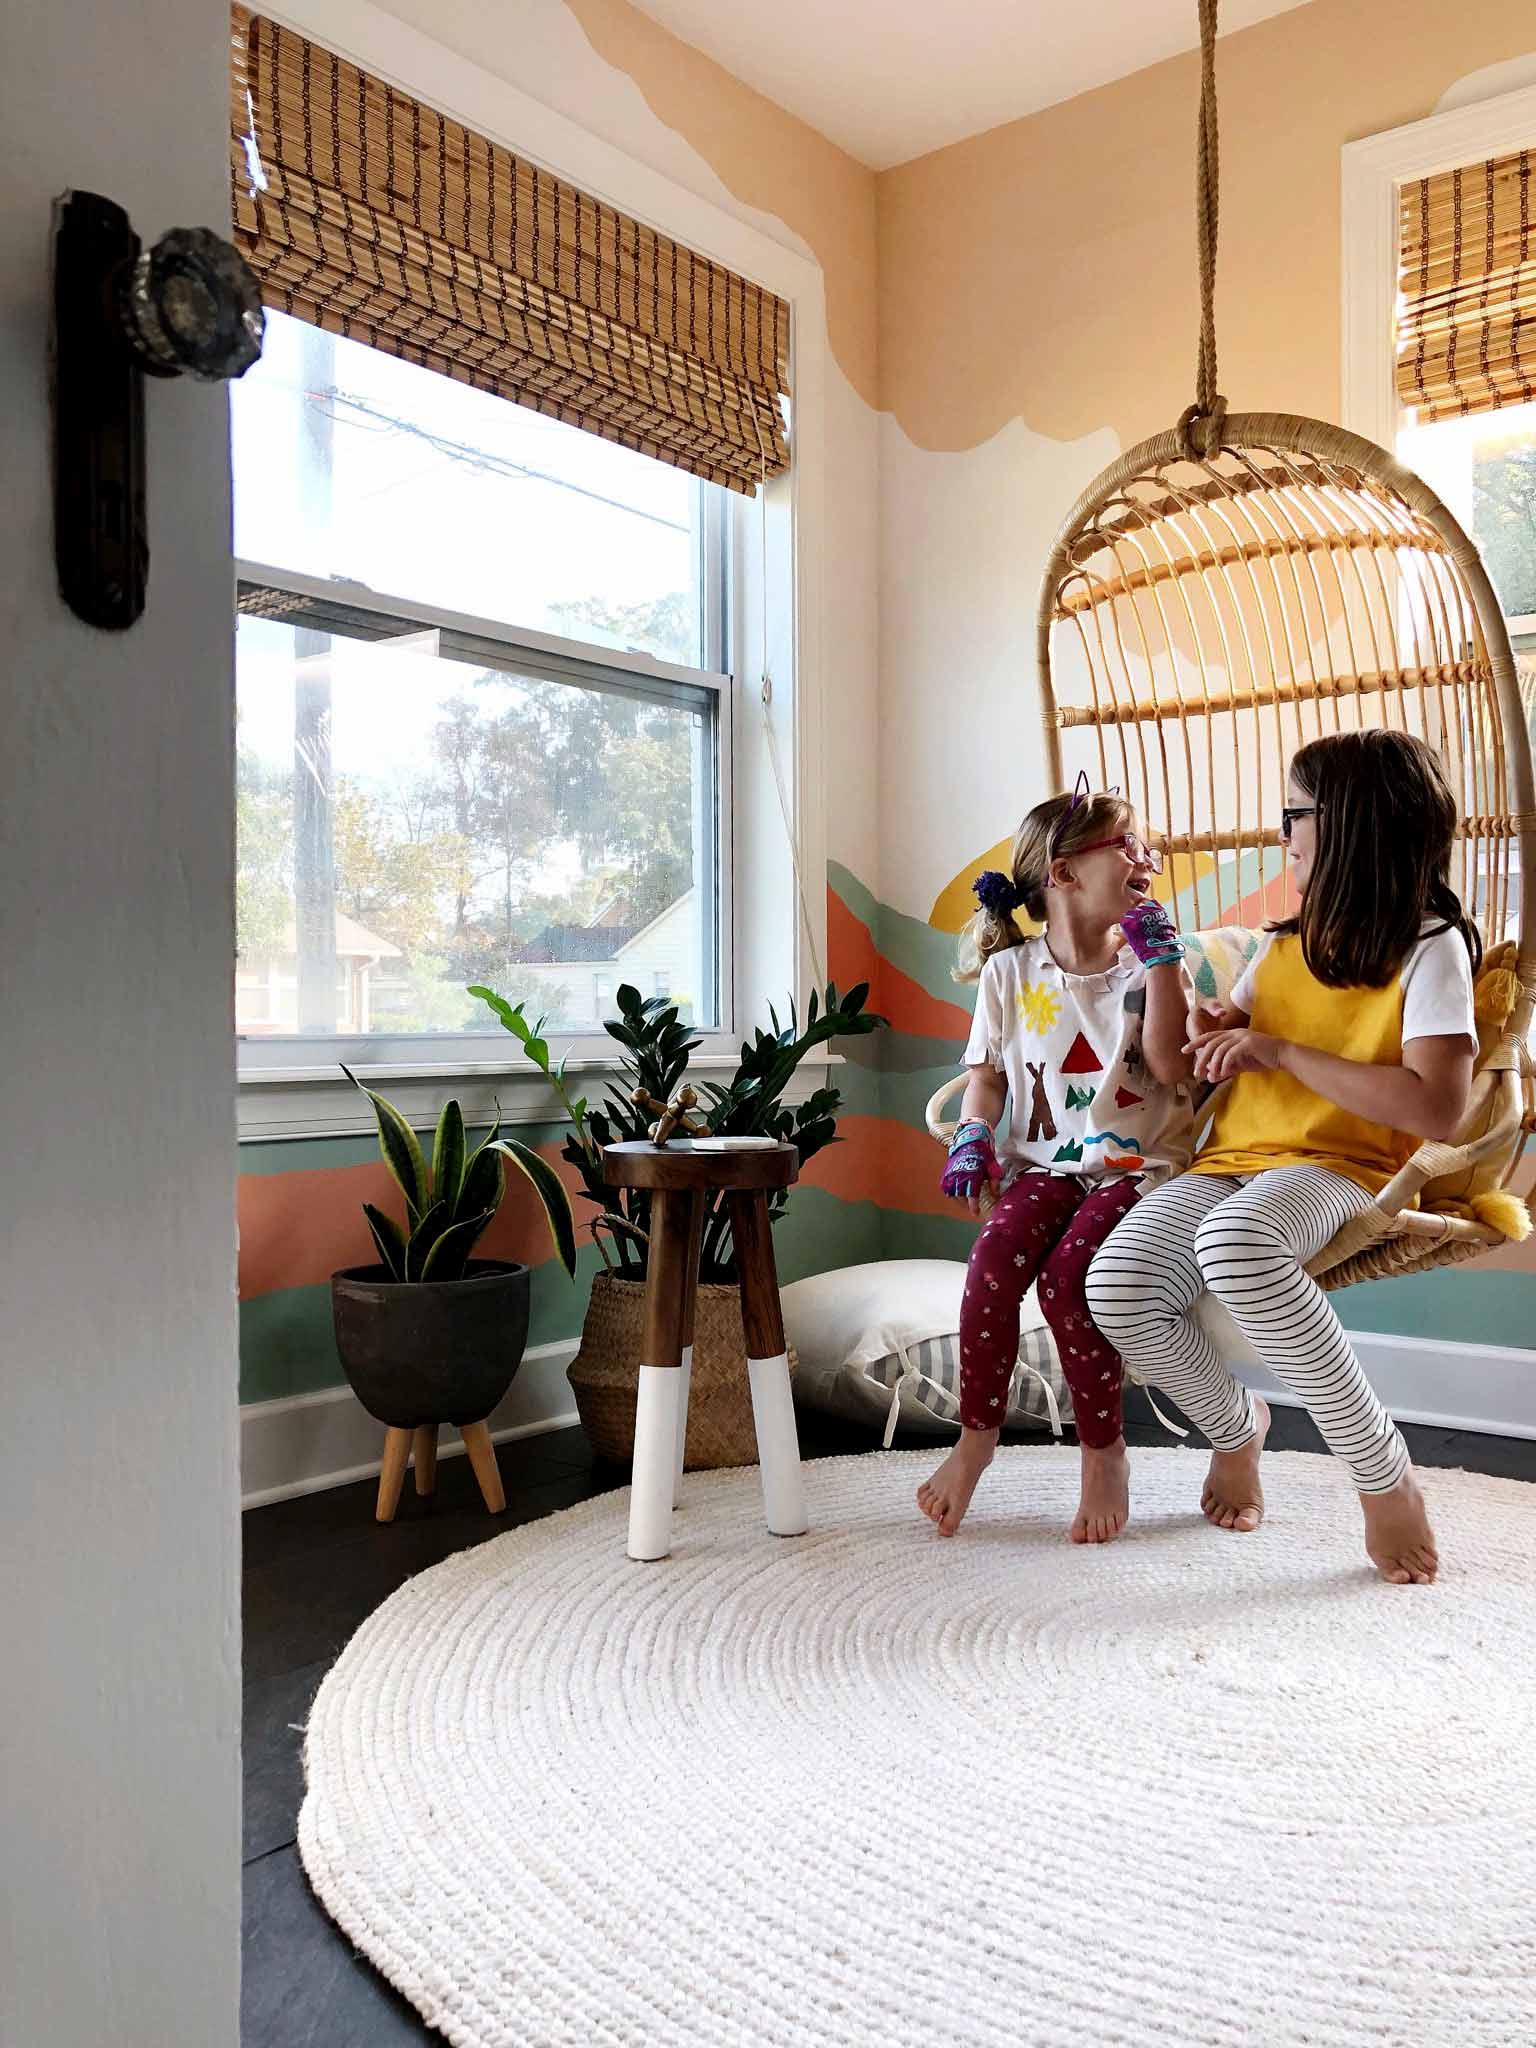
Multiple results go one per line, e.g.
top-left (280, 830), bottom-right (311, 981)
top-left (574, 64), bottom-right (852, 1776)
top-left (973, 869), bottom-right (1022, 916)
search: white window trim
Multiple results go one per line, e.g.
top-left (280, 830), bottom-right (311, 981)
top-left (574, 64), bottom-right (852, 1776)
top-left (236, 0), bottom-right (830, 1141)
top-left (1341, 83), bottom-right (1536, 449)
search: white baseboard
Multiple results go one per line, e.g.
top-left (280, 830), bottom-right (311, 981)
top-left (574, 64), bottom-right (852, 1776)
top-left (1235, 1327), bottom-right (1536, 1442)
top-left (242, 1325), bottom-right (1536, 1508)
top-left (240, 1338), bottom-right (581, 1508)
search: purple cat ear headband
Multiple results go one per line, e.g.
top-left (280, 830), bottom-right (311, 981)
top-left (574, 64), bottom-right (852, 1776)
top-left (972, 773), bottom-right (1122, 915)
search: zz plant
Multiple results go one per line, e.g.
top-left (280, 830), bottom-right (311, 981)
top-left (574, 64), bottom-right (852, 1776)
top-left (343, 1067), bottom-right (578, 1283)
top-left (467, 981), bottom-right (885, 1283)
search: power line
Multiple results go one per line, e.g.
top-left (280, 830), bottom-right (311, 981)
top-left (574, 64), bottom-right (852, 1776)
top-left (261, 375), bottom-right (693, 534)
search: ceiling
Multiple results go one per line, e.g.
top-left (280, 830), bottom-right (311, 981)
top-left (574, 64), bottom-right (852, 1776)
top-left (626, 1), bottom-right (1313, 170)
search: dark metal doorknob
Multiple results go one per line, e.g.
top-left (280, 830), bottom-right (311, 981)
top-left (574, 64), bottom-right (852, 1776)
top-left (53, 191), bottom-right (267, 630)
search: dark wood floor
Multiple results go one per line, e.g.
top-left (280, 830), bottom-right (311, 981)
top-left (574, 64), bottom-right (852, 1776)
top-left (241, 1398), bottom-right (1536, 2044)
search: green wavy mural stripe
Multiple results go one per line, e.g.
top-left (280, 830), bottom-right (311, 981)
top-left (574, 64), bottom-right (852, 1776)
top-left (829, 859), bottom-right (962, 1006)
top-left (877, 1207), bottom-right (979, 1265)
top-left (1337, 1269), bottom-right (1536, 1353)
top-left (240, 1184), bottom-right (880, 1405)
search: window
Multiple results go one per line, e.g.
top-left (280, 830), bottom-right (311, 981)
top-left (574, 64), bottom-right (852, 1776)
top-left (233, 311), bottom-right (729, 1064)
top-left (1398, 403), bottom-right (1536, 935)
top-left (1342, 96), bottom-right (1536, 956)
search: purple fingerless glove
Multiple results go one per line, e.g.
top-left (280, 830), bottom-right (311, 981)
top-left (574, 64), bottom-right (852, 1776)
top-left (941, 1117), bottom-right (1001, 1201)
top-left (1120, 900), bottom-right (1186, 967)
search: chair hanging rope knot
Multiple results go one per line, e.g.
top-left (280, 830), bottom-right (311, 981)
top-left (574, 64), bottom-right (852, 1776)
top-left (1176, 395), bottom-right (1229, 462)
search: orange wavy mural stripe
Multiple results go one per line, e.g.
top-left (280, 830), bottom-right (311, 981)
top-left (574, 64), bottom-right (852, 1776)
top-left (238, 1144), bottom-right (583, 1300)
top-left (826, 886), bottom-right (973, 1041)
top-left (800, 1112), bottom-right (955, 1220)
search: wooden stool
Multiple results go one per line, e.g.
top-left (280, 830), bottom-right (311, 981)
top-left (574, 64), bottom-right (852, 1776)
top-left (602, 1140), bottom-right (809, 1562)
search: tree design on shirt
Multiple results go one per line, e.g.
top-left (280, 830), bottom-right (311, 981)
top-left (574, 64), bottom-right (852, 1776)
top-left (1016, 983), bottom-right (1063, 1034)
top-left (1023, 1063), bottom-right (1058, 1143)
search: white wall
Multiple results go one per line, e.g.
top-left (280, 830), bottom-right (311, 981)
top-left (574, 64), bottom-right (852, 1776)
top-left (1, 3), bottom-right (242, 2043)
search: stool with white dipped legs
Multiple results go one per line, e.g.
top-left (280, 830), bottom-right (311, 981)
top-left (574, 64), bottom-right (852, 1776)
top-left (601, 1139), bottom-right (809, 1562)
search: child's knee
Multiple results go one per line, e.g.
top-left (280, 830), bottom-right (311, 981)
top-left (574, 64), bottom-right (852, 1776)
top-left (1083, 1251), bottom-right (1130, 1341)
top-left (1193, 1204), bottom-right (1292, 1288)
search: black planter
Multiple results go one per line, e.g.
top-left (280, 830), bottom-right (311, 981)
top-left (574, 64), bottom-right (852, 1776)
top-left (330, 1259), bottom-right (532, 1429)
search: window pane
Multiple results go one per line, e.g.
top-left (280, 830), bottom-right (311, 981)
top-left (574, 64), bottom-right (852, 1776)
top-left (235, 611), bottom-right (716, 1040)
top-left (232, 310), bottom-right (711, 667)
top-left (1398, 401), bottom-right (1536, 946)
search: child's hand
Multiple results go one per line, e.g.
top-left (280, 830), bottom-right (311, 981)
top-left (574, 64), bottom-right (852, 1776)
top-left (1187, 1027), bottom-right (1284, 1084)
top-left (942, 1118), bottom-right (1001, 1217)
top-left (1118, 900), bottom-right (1184, 966)
top-left (1188, 999), bottom-right (1227, 1041)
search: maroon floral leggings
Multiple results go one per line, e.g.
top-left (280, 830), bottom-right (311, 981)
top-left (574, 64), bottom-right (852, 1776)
top-left (959, 1171), bottom-right (1143, 1447)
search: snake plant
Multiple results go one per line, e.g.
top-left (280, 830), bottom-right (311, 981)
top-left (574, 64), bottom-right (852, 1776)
top-left (343, 1067), bottom-right (577, 1284)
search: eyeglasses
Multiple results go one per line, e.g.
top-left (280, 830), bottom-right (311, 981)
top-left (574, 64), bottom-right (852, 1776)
top-left (1279, 805), bottom-right (1317, 841)
top-left (1069, 832), bottom-right (1165, 875)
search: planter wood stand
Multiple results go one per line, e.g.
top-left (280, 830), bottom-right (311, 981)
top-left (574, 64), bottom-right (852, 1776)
top-left (601, 1139), bottom-right (808, 1562)
top-left (375, 1420), bottom-right (504, 1523)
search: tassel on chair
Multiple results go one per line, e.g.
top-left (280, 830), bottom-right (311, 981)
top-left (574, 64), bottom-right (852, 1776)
top-left (1468, 1189), bottom-right (1533, 1243)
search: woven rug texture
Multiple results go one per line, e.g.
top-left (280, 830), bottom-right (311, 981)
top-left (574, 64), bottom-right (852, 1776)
top-left (299, 1446), bottom-right (1536, 2047)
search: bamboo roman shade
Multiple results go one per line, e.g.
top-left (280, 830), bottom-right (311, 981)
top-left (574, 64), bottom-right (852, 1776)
top-left (1397, 147), bottom-right (1536, 422)
top-left (229, 7), bottom-right (790, 493)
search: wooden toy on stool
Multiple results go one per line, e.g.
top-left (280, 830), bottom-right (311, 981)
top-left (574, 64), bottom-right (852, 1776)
top-left (602, 1138), bottom-right (809, 1561)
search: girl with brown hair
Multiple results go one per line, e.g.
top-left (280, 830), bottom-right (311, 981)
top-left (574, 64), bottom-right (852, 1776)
top-left (918, 780), bottom-right (1196, 1545)
top-left (1087, 731), bottom-right (1479, 1585)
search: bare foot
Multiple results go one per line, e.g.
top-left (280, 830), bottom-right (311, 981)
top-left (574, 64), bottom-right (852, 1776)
top-left (1201, 1395), bottom-right (1270, 1533)
top-left (1070, 1439), bottom-right (1131, 1544)
top-left (1360, 1472), bottom-right (1438, 1585)
top-left (917, 1430), bottom-right (998, 1537)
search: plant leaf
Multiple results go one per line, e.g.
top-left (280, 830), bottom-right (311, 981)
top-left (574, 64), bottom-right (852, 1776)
top-left (419, 1208), bottom-right (494, 1283)
top-left (432, 1099), bottom-right (467, 1214)
top-left (343, 1065), bottom-right (428, 1222)
top-left (491, 1140), bottom-right (579, 1279)
top-left (466, 986), bottom-right (528, 1039)
top-left (404, 1200), bottom-right (450, 1281)
top-left (459, 1140), bottom-right (505, 1220)
top-left (361, 1203), bottom-right (407, 1281)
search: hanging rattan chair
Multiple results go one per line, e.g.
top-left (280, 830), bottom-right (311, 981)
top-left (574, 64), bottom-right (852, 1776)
top-left (927, 2), bottom-right (1535, 1293)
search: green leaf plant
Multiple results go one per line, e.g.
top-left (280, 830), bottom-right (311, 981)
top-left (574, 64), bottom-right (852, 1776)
top-left (343, 1067), bottom-right (578, 1284)
top-left (465, 981), bottom-right (886, 1284)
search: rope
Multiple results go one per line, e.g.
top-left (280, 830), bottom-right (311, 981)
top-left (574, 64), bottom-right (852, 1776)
top-left (1179, 0), bottom-right (1228, 460)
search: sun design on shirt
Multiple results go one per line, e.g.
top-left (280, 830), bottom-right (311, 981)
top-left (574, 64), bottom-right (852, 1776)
top-left (1016, 982), bottom-right (1063, 1034)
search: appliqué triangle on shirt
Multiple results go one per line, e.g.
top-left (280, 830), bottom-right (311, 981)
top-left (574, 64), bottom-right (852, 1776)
top-left (1115, 1086), bottom-right (1144, 1109)
top-left (1052, 1138), bottom-right (1085, 1164)
top-left (1060, 1032), bottom-right (1103, 1074)
top-left (1065, 1083), bottom-right (1094, 1110)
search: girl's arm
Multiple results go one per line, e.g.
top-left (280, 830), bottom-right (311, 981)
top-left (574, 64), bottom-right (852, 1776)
top-left (1191, 1030), bottom-right (1474, 1141)
top-left (1142, 961), bottom-right (1197, 1083)
top-left (959, 1065), bottom-right (1008, 1127)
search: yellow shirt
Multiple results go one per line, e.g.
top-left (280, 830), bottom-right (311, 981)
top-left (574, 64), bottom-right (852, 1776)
top-left (1191, 928), bottom-right (1476, 1195)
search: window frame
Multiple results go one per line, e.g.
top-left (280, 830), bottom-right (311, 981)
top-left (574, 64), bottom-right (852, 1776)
top-left (235, 1), bottom-right (830, 1143)
top-left (235, 556), bottom-right (732, 1078)
top-left (1341, 82), bottom-right (1536, 451)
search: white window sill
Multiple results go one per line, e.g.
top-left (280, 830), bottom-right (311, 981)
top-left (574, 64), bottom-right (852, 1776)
top-left (237, 1050), bottom-right (844, 1143)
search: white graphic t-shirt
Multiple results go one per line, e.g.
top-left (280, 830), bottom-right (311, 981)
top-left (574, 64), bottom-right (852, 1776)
top-left (964, 938), bottom-right (1195, 1184)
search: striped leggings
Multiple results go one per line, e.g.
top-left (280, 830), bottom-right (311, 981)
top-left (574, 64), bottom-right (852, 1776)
top-left (1085, 1167), bottom-right (1411, 1494)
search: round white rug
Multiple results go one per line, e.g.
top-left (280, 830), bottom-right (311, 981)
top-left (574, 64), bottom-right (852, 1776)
top-left (299, 1447), bottom-right (1536, 2048)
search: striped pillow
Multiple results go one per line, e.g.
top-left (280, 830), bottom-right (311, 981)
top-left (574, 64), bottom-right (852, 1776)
top-left (859, 1327), bottom-right (1067, 1444)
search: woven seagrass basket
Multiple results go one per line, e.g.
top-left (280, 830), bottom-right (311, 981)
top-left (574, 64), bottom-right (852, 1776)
top-left (568, 1271), bottom-right (798, 1471)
